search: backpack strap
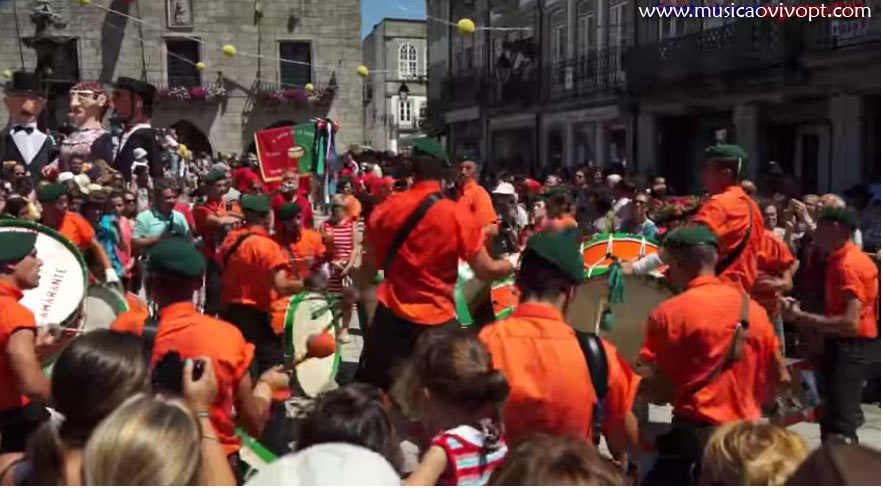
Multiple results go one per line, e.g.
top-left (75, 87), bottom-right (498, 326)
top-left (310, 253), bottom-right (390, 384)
top-left (383, 192), bottom-right (442, 273)
top-left (575, 330), bottom-right (609, 445)
top-left (141, 314), bottom-right (159, 362)
top-left (222, 232), bottom-right (257, 268)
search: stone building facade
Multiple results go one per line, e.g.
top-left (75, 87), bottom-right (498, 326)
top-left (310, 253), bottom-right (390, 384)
top-left (0, 0), bottom-right (363, 156)
top-left (362, 18), bottom-right (427, 153)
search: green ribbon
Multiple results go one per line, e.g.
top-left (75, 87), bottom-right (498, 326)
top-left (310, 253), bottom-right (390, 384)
top-left (454, 278), bottom-right (474, 327)
top-left (601, 258), bottom-right (625, 332)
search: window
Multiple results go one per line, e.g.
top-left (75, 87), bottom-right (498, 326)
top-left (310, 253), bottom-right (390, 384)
top-left (554, 25), bottom-right (566, 62)
top-left (279, 41), bottom-right (312, 88)
top-left (399, 43), bottom-right (418, 79)
top-left (579, 14), bottom-right (595, 56)
top-left (167, 39), bottom-right (201, 87)
top-left (609, 2), bottom-right (627, 49)
top-left (399, 99), bottom-right (412, 125)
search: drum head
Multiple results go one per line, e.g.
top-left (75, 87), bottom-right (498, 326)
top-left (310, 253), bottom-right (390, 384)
top-left (490, 277), bottom-right (518, 320)
top-left (0, 221), bottom-right (87, 327)
top-left (284, 292), bottom-right (341, 398)
top-left (84, 285), bottom-right (129, 333)
top-left (567, 275), bottom-right (674, 362)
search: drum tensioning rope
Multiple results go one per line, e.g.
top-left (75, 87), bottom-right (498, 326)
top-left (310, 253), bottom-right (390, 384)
top-left (599, 256), bottom-right (625, 332)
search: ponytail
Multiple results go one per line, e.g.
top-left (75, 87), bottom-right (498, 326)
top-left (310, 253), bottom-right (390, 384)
top-left (25, 421), bottom-right (66, 485)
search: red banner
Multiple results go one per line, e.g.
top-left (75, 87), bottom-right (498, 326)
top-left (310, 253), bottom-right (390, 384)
top-left (254, 126), bottom-right (296, 183)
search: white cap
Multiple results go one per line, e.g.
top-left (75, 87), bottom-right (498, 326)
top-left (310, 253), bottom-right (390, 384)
top-left (58, 172), bottom-right (75, 184)
top-left (74, 174), bottom-right (92, 195)
top-left (245, 444), bottom-right (401, 486)
top-left (606, 174), bottom-right (622, 185)
top-left (492, 182), bottom-right (518, 200)
top-left (133, 147), bottom-right (148, 161)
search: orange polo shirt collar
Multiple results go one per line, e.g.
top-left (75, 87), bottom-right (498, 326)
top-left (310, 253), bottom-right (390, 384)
top-left (509, 302), bottom-right (565, 323)
top-left (158, 302), bottom-right (198, 321)
top-left (0, 281), bottom-right (23, 300)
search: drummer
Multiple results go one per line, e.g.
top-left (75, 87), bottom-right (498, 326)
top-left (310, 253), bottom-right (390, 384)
top-left (357, 139), bottom-right (514, 391)
top-left (455, 156), bottom-right (498, 240)
top-left (635, 226), bottom-right (787, 485)
top-left (219, 194), bottom-right (303, 374)
top-left (625, 145), bottom-right (764, 292)
top-left (140, 237), bottom-right (290, 479)
top-left (37, 183), bottom-right (120, 284)
top-left (274, 202), bottom-right (325, 284)
top-left (193, 169), bottom-right (242, 316)
top-left (0, 230), bottom-right (51, 452)
top-left (478, 232), bottom-right (640, 452)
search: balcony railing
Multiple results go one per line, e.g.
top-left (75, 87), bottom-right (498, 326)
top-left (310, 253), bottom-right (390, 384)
top-left (803, 14), bottom-right (881, 54)
top-left (625, 19), bottom-right (787, 92)
top-left (440, 71), bottom-right (489, 110)
top-left (548, 47), bottom-right (625, 101)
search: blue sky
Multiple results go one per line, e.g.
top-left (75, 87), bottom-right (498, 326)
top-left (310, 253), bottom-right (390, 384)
top-left (362, 0), bottom-right (426, 38)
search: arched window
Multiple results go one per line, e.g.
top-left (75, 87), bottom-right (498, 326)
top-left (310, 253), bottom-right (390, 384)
top-left (399, 43), bottom-right (418, 79)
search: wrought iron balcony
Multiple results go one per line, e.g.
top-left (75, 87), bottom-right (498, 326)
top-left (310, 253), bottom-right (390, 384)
top-left (625, 19), bottom-right (788, 92)
top-left (548, 47), bottom-right (625, 101)
top-left (440, 71), bottom-right (489, 110)
top-left (802, 13), bottom-right (881, 54)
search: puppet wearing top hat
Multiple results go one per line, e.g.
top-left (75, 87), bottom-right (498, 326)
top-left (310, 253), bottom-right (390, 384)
top-left (1, 71), bottom-right (56, 182)
top-left (111, 76), bottom-right (161, 180)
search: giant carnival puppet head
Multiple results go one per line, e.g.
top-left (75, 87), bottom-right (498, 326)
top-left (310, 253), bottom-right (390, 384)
top-left (69, 81), bottom-right (109, 129)
top-left (111, 77), bottom-right (155, 124)
top-left (3, 72), bottom-right (46, 127)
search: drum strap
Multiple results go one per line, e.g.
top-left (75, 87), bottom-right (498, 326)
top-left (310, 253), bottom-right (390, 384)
top-left (714, 202), bottom-right (753, 276)
top-left (683, 293), bottom-right (751, 399)
top-left (575, 331), bottom-right (608, 445)
top-left (223, 233), bottom-right (257, 268)
top-left (382, 192), bottom-right (442, 273)
top-left (141, 315), bottom-right (159, 360)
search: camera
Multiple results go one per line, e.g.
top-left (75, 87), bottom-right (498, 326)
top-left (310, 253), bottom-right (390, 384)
top-left (152, 351), bottom-right (205, 395)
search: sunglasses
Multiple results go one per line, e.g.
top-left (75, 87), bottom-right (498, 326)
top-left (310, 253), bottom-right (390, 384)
top-left (124, 199), bottom-right (136, 204)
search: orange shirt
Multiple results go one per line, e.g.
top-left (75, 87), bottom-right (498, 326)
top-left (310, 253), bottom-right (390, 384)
top-left (368, 181), bottom-right (484, 325)
top-left (55, 211), bottom-right (95, 251)
top-left (825, 242), bottom-right (879, 339)
top-left (344, 194), bottom-right (362, 221)
top-left (193, 199), bottom-right (238, 259)
top-left (150, 302), bottom-right (254, 456)
top-left (694, 185), bottom-right (764, 292)
top-left (639, 275), bottom-right (780, 424)
top-left (458, 178), bottom-right (498, 229)
top-left (277, 228), bottom-right (326, 279)
top-left (0, 282), bottom-right (35, 412)
top-left (110, 308), bottom-right (150, 336)
top-left (479, 303), bottom-right (639, 443)
top-left (753, 229), bottom-right (797, 317)
top-left (219, 226), bottom-right (289, 312)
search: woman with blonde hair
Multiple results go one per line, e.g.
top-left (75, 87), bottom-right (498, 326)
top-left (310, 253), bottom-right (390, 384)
top-left (82, 359), bottom-right (235, 486)
top-left (699, 421), bottom-right (808, 486)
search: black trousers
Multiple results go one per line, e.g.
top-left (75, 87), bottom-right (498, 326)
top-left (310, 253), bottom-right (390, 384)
top-left (221, 304), bottom-right (283, 376)
top-left (643, 417), bottom-right (715, 486)
top-left (203, 259), bottom-right (222, 317)
top-left (356, 303), bottom-right (459, 392)
top-left (0, 402), bottom-right (49, 454)
top-left (819, 336), bottom-right (875, 443)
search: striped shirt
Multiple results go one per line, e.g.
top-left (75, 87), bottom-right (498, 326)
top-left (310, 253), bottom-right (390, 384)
top-left (321, 219), bottom-right (355, 294)
top-left (431, 424), bottom-right (508, 486)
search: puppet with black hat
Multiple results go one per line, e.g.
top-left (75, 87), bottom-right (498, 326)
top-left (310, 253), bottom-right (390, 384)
top-left (1, 71), bottom-right (56, 182)
top-left (111, 76), bottom-right (161, 180)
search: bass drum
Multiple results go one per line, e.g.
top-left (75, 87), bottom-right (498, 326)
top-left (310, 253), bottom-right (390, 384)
top-left (280, 292), bottom-right (341, 398)
top-left (0, 220), bottom-right (88, 362)
top-left (83, 284), bottom-right (129, 333)
top-left (567, 233), bottom-right (670, 362)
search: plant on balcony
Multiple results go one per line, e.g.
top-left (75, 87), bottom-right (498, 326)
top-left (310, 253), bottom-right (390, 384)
top-left (254, 84), bottom-right (336, 107)
top-left (156, 85), bottom-right (227, 104)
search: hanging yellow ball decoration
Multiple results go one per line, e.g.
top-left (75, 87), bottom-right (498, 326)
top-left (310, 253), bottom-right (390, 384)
top-left (304, 83), bottom-right (315, 93)
top-left (195, 62), bottom-right (206, 70)
top-left (77, 0), bottom-right (92, 6)
top-left (222, 45), bottom-right (237, 57)
top-left (356, 65), bottom-right (369, 78)
top-left (457, 18), bottom-right (476, 36)
top-left (1, 70), bottom-right (11, 80)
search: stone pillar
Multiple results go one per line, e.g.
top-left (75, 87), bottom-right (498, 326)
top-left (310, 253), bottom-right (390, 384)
top-left (732, 104), bottom-right (760, 181)
top-left (594, 122), bottom-right (608, 168)
top-left (829, 94), bottom-right (863, 192)
top-left (636, 112), bottom-right (658, 177)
